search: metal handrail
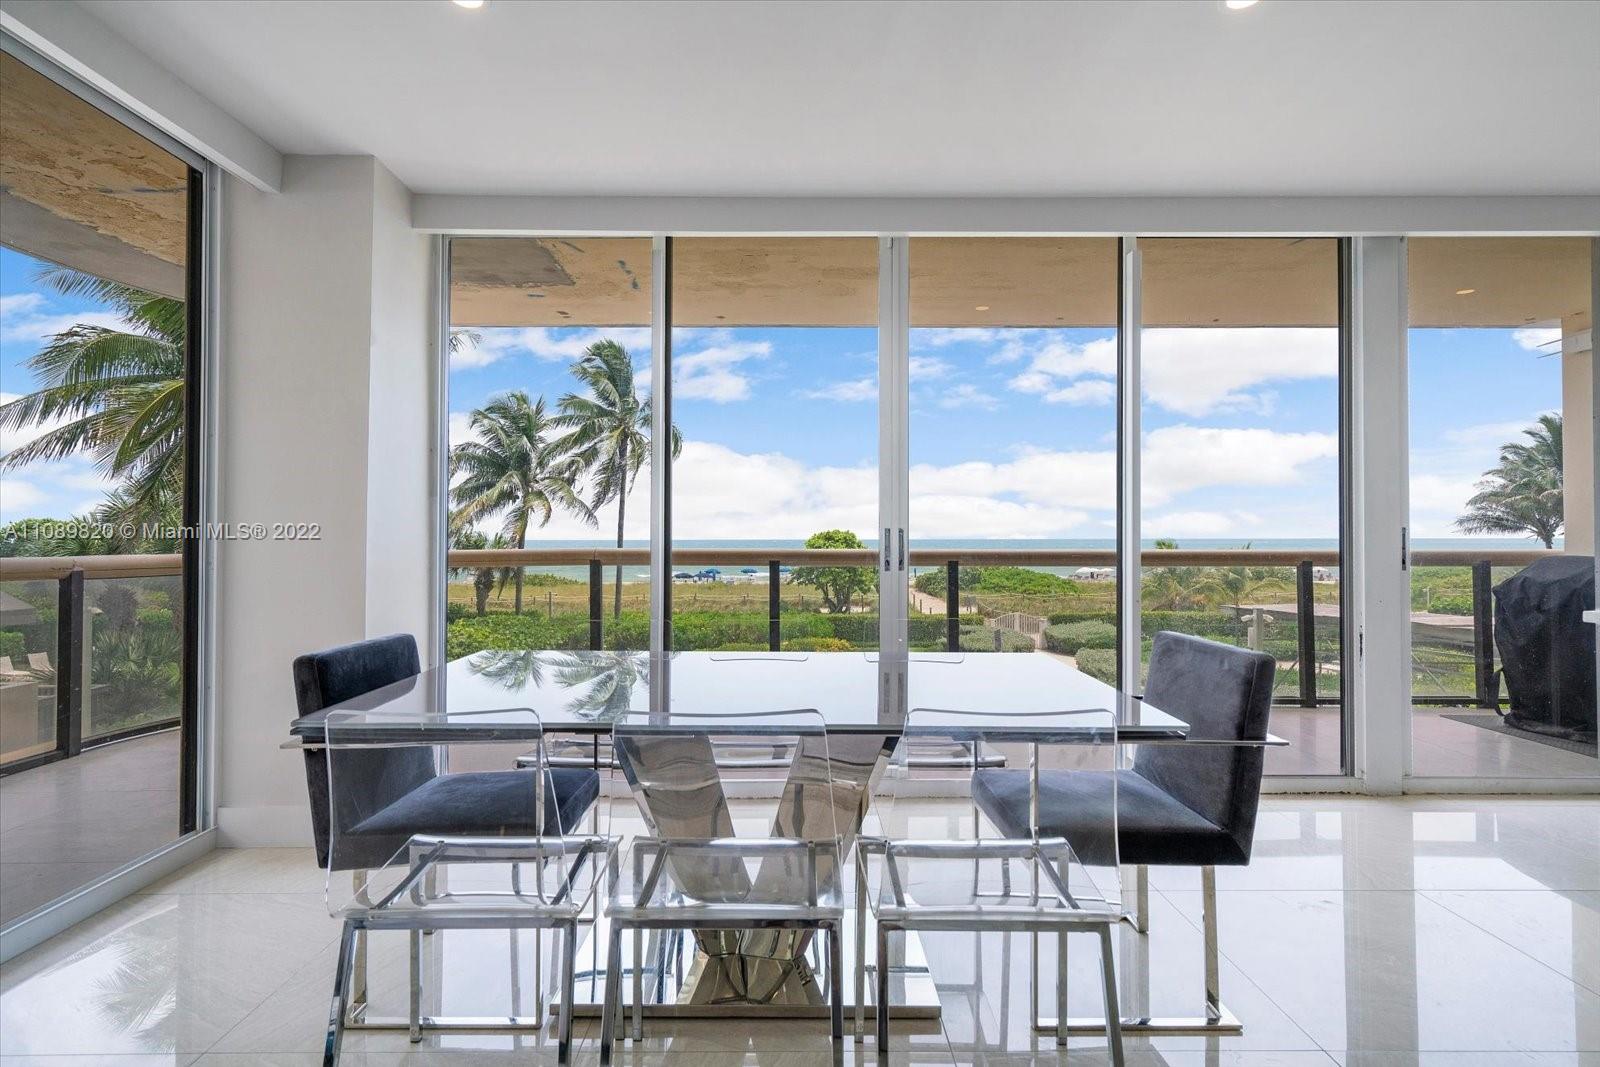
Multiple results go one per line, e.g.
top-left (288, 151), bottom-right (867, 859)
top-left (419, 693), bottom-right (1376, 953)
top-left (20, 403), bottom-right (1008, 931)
top-left (0, 546), bottom-right (1560, 580)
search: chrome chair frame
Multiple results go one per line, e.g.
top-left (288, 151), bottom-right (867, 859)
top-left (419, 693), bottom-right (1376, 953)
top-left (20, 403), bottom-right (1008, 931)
top-left (323, 833), bottom-right (618, 1066)
top-left (597, 708), bottom-right (849, 1067)
top-left (856, 712), bottom-right (1125, 1066)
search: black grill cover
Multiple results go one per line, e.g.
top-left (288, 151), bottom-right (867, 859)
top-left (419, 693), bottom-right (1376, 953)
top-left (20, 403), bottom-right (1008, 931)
top-left (1493, 555), bottom-right (1596, 741)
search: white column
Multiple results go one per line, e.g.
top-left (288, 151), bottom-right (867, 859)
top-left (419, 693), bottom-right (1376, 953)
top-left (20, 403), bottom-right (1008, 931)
top-left (214, 156), bottom-right (434, 845)
top-left (1561, 324), bottom-right (1594, 554)
top-left (1351, 237), bottom-right (1410, 793)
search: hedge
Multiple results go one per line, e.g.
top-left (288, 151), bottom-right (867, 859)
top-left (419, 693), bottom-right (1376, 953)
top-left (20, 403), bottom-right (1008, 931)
top-left (782, 637), bottom-right (855, 652)
top-left (958, 625), bottom-right (1035, 653)
top-left (0, 630), bottom-right (24, 661)
top-left (1074, 647), bottom-right (1117, 685)
top-left (1042, 620), bottom-right (1117, 655)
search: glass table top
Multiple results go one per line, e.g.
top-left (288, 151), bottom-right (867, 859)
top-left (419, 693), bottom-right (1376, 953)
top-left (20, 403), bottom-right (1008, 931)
top-left (289, 650), bottom-right (1209, 742)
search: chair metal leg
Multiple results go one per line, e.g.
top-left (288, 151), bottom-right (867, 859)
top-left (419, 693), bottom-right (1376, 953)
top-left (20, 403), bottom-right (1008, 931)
top-left (1097, 924), bottom-right (1126, 1067)
top-left (347, 872), bottom-right (368, 1025)
top-left (408, 929), bottom-right (422, 1041)
top-left (855, 853), bottom-right (868, 1041)
top-left (323, 921), bottom-right (360, 1067)
top-left (599, 927), bottom-right (623, 1066)
top-left (1202, 865), bottom-right (1221, 1019)
top-left (828, 923), bottom-right (844, 1065)
top-left (875, 925), bottom-right (892, 1066)
top-left (1056, 930), bottom-right (1069, 1047)
top-left (631, 926), bottom-right (644, 1040)
top-left (1132, 864), bottom-right (1149, 934)
top-left (558, 922), bottom-right (578, 1066)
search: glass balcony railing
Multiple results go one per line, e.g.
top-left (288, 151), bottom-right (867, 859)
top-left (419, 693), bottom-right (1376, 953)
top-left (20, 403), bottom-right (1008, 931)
top-left (1, 557), bottom-right (184, 771)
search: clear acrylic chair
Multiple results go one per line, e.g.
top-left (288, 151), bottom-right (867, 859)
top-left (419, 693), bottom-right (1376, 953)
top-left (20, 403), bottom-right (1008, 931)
top-left (857, 707), bottom-right (1125, 1066)
top-left (600, 708), bottom-right (848, 1066)
top-left (321, 708), bottom-right (617, 1066)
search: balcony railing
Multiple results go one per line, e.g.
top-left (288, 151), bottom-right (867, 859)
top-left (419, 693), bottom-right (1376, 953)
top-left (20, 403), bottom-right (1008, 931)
top-left (0, 544), bottom-right (1558, 771)
top-left (0, 554), bottom-right (185, 773)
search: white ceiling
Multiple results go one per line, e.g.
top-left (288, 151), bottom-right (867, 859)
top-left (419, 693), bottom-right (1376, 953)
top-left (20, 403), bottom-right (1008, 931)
top-left (78, 0), bottom-right (1600, 198)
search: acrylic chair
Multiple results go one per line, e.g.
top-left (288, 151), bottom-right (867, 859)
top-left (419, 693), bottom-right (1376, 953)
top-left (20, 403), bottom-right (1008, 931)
top-left (320, 707), bottom-right (616, 1066)
top-left (599, 708), bottom-right (849, 1066)
top-left (294, 634), bottom-right (601, 1040)
top-left (972, 631), bottom-right (1275, 1033)
top-left (858, 707), bottom-right (1125, 1066)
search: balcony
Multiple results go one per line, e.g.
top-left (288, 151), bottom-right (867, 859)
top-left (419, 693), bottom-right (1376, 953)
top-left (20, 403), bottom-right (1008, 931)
top-left (0, 556), bottom-right (184, 926)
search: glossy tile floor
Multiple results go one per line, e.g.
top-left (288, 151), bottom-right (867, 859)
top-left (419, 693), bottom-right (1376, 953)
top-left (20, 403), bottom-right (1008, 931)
top-left (1263, 706), bottom-right (1598, 779)
top-left (0, 730), bottom-right (181, 925)
top-left (2, 796), bottom-right (1599, 1066)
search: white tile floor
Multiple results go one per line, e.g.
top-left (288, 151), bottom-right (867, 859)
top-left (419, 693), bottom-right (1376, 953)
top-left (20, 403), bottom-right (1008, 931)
top-left (2, 795), bottom-right (1599, 1066)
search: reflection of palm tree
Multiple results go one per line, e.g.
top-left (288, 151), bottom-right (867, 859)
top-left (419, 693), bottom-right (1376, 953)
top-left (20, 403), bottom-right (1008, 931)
top-left (555, 341), bottom-right (681, 620)
top-left (549, 651), bottom-right (647, 718)
top-left (467, 649), bottom-right (548, 690)
top-left (465, 649), bottom-right (647, 720)
top-left (1457, 413), bottom-right (1564, 548)
top-left (58, 909), bottom-right (177, 1043)
top-left (450, 391), bottom-right (594, 614)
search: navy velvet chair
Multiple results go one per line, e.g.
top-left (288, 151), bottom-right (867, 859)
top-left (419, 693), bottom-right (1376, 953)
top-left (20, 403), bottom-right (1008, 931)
top-left (292, 634), bottom-right (601, 1044)
top-left (973, 631), bottom-right (1274, 1033)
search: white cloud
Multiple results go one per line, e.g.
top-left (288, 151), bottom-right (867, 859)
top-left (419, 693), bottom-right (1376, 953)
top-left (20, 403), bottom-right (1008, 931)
top-left (0, 477), bottom-right (46, 519)
top-left (0, 293), bottom-right (45, 317)
top-left (451, 326), bottom-right (652, 370)
top-left (1003, 328), bottom-right (1336, 417)
top-left (1144, 510), bottom-right (1264, 538)
top-left (936, 383), bottom-right (1000, 411)
top-left (802, 377), bottom-right (875, 403)
top-left (0, 309), bottom-right (128, 344)
top-left (1513, 326), bottom-right (1561, 353)
top-left (1441, 415), bottom-right (1552, 450)
top-left (1041, 380), bottom-right (1116, 406)
top-left (908, 355), bottom-right (952, 380)
top-left (1142, 426), bottom-right (1338, 506)
top-left (673, 340), bottom-right (770, 402)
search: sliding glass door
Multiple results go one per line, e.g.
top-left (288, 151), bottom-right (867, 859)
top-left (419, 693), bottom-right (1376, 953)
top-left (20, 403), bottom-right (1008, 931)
top-left (1406, 237), bottom-right (1595, 780)
top-left (1137, 238), bottom-right (1347, 775)
top-left (0, 43), bottom-right (210, 928)
top-left (666, 238), bottom-right (880, 651)
top-left (906, 238), bottom-right (1121, 662)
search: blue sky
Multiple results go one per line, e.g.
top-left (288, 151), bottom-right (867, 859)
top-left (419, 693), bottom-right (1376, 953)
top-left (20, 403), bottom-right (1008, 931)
top-left (0, 243), bottom-right (1566, 544)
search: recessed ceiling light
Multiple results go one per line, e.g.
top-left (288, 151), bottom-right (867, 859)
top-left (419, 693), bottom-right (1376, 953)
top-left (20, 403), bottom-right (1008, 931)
top-left (974, 305), bottom-right (990, 311)
top-left (1456, 288), bottom-right (1476, 296)
top-left (1225, 0), bottom-right (1259, 8)
top-left (453, 0), bottom-right (485, 8)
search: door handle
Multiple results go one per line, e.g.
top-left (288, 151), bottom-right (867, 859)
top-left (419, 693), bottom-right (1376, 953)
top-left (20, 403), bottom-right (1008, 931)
top-left (883, 528), bottom-right (892, 572)
top-left (897, 528), bottom-right (906, 572)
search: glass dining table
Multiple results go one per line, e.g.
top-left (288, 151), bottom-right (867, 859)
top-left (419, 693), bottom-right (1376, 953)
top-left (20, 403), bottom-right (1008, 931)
top-left (287, 650), bottom-right (1270, 1027)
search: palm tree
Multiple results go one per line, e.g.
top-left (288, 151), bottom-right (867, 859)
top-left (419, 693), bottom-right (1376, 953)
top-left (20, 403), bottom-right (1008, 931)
top-left (555, 340), bottom-right (681, 619)
top-left (1456, 413), bottom-right (1564, 548)
top-left (450, 391), bottom-right (593, 613)
top-left (448, 528), bottom-right (518, 615)
top-left (0, 267), bottom-right (184, 527)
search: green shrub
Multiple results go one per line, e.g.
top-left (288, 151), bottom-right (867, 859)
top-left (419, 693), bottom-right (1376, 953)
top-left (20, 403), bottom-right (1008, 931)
top-left (135, 607), bottom-right (175, 632)
top-left (958, 626), bottom-right (1034, 653)
top-left (781, 636), bottom-right (855, 652)
top-left (1425, 595), bottom-right (1473, 616)
top-left (446, 612), bottom-right (591, 658)
top-left (1042, 620), bottom-right (1117, 655)
top-left (0, 631), bottom-right (25, 661)
top-left (603, 614), bottom-right (651, 650)
top-left (445, 602), bottom-right (471, 623)
top-left (710, 642), bottom-right (769, 651)
top-left (1074, 647), bottom-right (1117, 685)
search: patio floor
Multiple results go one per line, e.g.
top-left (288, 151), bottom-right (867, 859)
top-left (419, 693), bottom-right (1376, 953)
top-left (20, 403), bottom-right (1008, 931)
top-left (0, 730), bottom-right (181, 926)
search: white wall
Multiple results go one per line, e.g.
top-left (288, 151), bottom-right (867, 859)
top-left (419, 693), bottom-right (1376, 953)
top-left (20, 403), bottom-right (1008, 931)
top-left (215, 155), bottom-right (433, 845)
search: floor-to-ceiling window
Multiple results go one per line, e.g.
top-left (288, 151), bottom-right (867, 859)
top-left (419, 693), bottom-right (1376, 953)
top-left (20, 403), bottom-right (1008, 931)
top-left (0, 45), bottom-right (208, 928)
top-left (1137, 238), bottom-right (1347, 775)
top-left (906, 237), bottom-right (1120, 662)
top-left (1407, 237), bottom-right (1595, 780)
top-left (666, 238), bottom-right (880, 651)
top-left (444, 237), bottom-right (653, 657)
